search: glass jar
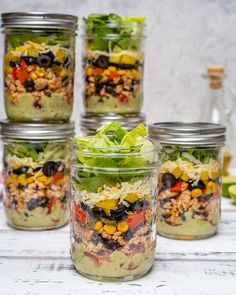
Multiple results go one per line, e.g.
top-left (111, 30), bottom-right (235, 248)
top-left (1, 121), bottom-right (74, 230)
top-left (149, 122), bottom-right (226, 240)
top-left (1, 12), bottom-right (78, 122)
top-left (82, 14), bottom-right (145, 114)
top-left (71, 139), bottom-right (159, 281)
top-left (80, 113), bottom-right (146, 135)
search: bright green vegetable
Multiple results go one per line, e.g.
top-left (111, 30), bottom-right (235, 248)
top-left (73, 121), bottom-right (155, 192)
top-left (84, 13), bottom-right (145, 52)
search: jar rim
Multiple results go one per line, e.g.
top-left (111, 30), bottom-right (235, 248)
top-left (148, 122), bottom-right (226, 145)
top-left (0, 120), bottom-right (75, 139)
top-left (1, 12), bottom-right (78, 30)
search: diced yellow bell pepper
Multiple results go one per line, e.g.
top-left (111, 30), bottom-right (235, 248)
top-left (120, 55), bottom-right (136, 65)
top-left (191, 188), bottom-right (203, 198)
top-left (117, 221), bottom-right (129, 233)
top-left (35, 68), bottom-right (46, 77)
top-left (180, 173), bottom-right (190, 182)
top-left (124, 192), bottom-right (140, 203)
top-left (55, 49), bottom-right (66, 63)
top-left (103, 224), bottom-right (117, 235)
top-left (94, 220), bottom-right (103, 231)
top-left (96, 199), bottom-right (118, 210)
top-left (200, 170), bottom-right (209, 181)
top-left (171, 166), bottom-right (182, 179)
top-left (109, 55), bottom-right (121, 64)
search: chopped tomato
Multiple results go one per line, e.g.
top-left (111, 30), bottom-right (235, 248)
top-left (12, 60), bottom-right (29, 84)
top-left (126, 210), bottom-right (145, 228)
top-left (170, 181), bottom-right (183, 192)
top-left (73, 202), bottom-right (88, 225)
top-left (108, 72), bottom-right (120, 79)
top-left (119, 94), bottom-right (128, 103)
top-left (53, 172), bottom-right (64, 183)
top-left (93, 68), bottom-right (103, 75)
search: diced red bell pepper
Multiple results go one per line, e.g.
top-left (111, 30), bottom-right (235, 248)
top-left (73, 202), bottom-right (88, 225)
top-left (119, 94), bottom-right (128, 104)
top-left (126, 210), bottom-right (145, 228)
top-left (12, 60), bottom-right (29, 84)
top-left (170, 181), bottom-right (183, 192)
top-left (108, 72), bottom-right (120, 79)
top-left (93, 68), bottom-right (103, 75)
top-left (53, 172), bottom-right (64, 183)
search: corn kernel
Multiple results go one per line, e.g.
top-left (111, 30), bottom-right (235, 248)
top-left (86, 67), bottom-right (94, 76)
top-left (58, 68), bottom-right (67, 78)
top-left (191, 188), bottom-right (203, 198)
top-left (18, 175), bottom-right (27, 185)
top-left (35, 68), bottom-right (46, 77)
top-left (27, 65), bottom-right (35, 72)
top-left (104, 69), bottom-right (111, 76)
top-left (30, 72), bottom-right (38, 80)
top-left (131, 69), bottom-right (137, 75)
top-left (108, 66), bottom-right (116, 72)
top-left (27, 176), bottom-right (35, 184)
top-left (94, 220), bottom-right (103, 231)
top-left (37, 176), bottom-right (48, 183)
top-left (5, 66), bottom-right (13, 74)
top-left (117, 221), bottom-right (129, 233)
top-left (117, 69), bottom-right (126, 75)
top-left (205, 181), bottom-right (217, 194)
top-left (103, 224), bottom-right (117, 235)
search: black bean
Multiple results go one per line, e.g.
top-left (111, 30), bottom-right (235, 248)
top-left (162, 214), bottom-right (171, 219)
top-left (162, 173), bottom-right (176, 188)
top-left (110, 206), bottom-right (127, 222)
top-left (129, 199), bottom-right (149, 211)
top-left (104, 239), bottom-right (120, 250)
top-left (10, 61), bottom-right (20, 68)
top-left (198, 194), bottom-right (212, 203)
top-left (92, 207), bottom-right (106, 219)
top-left (27, 197), bottom-right (49, 211)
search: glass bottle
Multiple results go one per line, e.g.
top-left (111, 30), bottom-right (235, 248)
top-left (200, 65), bottom-right (234, 176)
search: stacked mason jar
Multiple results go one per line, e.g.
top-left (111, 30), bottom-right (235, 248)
top-left (0, 13), bottom-right (78, 230)
top-left (80, 14), bottom-right (146, 134)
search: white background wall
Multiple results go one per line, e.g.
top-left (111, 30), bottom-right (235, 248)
top-left (0, 0), bottom-right (236, 127)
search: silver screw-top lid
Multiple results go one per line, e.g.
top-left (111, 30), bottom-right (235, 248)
top-left (148, 122), bottom-right (226, 145)
top-left (1, 12), bottom-right (78, 30)
top-left (0, 120), bottom-right (75, 140)
top-left (80, 113), bottom-right (146, 135)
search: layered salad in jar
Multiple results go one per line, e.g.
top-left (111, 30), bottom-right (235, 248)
top-left (3, 140), bottom-right (70, 229)
top-left (71, 122), bottom-right (158, 281)
top-left (4, 31), bottom-right (75, 122)
top-left (83, 14), bottom-right (145, 114)
top-left (157, 146), bottom-right (222, 239)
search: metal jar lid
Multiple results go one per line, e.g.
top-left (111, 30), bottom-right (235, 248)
top-left (148, 122), bottom-right (226, 145)
top-left (80, 113), bottom-right (146, 135)
top-left (0, 120), bottom-right (75, 140)
top-left (1, 12), bottom-right (78, 30)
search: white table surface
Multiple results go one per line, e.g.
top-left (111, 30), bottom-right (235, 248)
top-left (0, 198), bottom-right (236, 295)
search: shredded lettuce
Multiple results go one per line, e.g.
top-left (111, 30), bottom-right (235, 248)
top-left (73, 121), bottom-right (155, 192)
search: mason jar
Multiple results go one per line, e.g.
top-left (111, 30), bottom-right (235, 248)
top-left (70, 138), bottom-right (159, 281)
top-left (1, 121), bottom-right (74, 230)
top-left (1, 12), bottom-right (78, 122)
top-left (80, 113), bottom-right (146, 135)
top-left (82, 14), bottom-right (145, 114)
top-left (149, 122), bottom-right (225, 240)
